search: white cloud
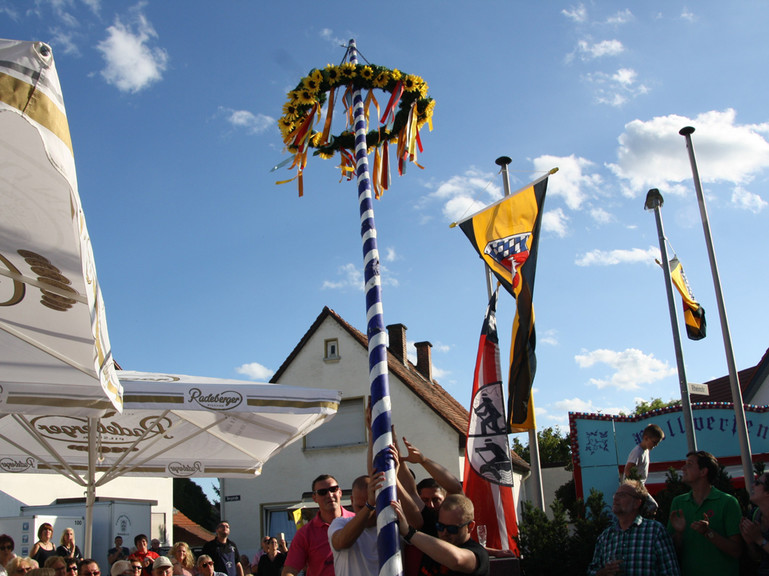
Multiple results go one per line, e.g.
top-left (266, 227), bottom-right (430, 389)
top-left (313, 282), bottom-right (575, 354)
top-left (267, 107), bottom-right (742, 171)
top-left (574, 39), bottom-right (624, 61)
top-left (425, 168), bottom-right (501, 223)
top-left (574, 348), bottom-right (675, 390)
top-left (608, 109), bottom-right (769, 197)
top-left (540, 329), bottom-right (559, 346)
top-left (732, 186), bottom-right (767, 213)
top-left (322, 262), bottom-right (398, 291)
top-left (235, 362), bottom-right (274, 381)
top-left (553, 397), bottom-right (630, 416)
top-left (605, 9), bottom-right (633, 25)
top-left (49, 28), bottom-right (80, 56)
top-left (384, 247), bottom-right (397, 262)
top-left (533, 154), bottom-right (601, 210)
top-left (542, 207), bottom-right (569, 238)
top-left (575, 246), bottom-right (658, 266)
top-left (97, 5), bottom-right (168, 93)
top-left (680, 9), bottom-right (696, 22)
top-left (590, 207), bottom-right (613, 224)
top-left (562, 4), bottom-right (587, 23)
top-left (320, 28), bottom-right (347, 48)
top-left (585, 67), bottom-right (649, 107)
top-left (219, 107), bottom-right (274, 134)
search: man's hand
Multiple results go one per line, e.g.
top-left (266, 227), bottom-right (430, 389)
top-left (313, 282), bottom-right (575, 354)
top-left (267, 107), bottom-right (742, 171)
top-left (402, 437), bottom-right (425, 465)
top-left (389, 500), bottom-right (409, 536)
top-left (669, 509), bottom-right (687, 533)
top-left (740, 517), bottom-right (763, 545)
top-left (368, 472), bottom-right (385, 508)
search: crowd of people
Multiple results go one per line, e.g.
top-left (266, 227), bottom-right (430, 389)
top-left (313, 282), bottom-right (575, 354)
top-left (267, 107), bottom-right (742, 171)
top-left (3, 426), bottom-right (769, 576)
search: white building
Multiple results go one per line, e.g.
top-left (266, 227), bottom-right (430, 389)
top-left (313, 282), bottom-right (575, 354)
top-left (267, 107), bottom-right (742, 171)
top-left (221, 307), bottom-right (529, 558)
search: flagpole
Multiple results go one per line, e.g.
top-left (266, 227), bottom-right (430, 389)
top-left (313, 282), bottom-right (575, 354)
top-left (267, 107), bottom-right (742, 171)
top-left (679, 126), bottom-right (754, 490)
top-left (451, 168), bottom-right (557, 229)
top-left (643, 189), bottom-right (697, 453)
top-left (496, 156), bottom-right (545, 513)
top-left (347, 39), bottom-right (402, 576)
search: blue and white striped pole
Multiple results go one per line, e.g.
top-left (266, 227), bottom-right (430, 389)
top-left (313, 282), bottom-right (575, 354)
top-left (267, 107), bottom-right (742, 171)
top-left (347, 39), bottom-right (402, 576)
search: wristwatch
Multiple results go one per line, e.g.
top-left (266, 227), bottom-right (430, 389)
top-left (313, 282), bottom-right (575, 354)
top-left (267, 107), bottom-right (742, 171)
top-left (706, 530), bottom-right (716, 539)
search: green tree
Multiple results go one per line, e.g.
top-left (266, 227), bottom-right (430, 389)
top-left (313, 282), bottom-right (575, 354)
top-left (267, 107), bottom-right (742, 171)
top-left (512, 426), bottom-right (571, 467)
top-left (623, 397), bottom-right (680, 416)
top-left (173, 478), bottom-right (220, 531)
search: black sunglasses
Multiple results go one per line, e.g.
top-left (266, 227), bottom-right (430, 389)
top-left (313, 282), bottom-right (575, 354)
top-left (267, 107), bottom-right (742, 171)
top-left (435, 520), bottom-right (471, 535)
top-left (756, 476), bottom-right (769, 489)
top-left (314, 485), bottom-right (340, 496)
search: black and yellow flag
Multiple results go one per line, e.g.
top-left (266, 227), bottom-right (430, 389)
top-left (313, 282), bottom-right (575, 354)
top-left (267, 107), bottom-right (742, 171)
top-left (669, 257), bottom-right (706, 340)
top-left (458, 176), bottom-right (548, 432)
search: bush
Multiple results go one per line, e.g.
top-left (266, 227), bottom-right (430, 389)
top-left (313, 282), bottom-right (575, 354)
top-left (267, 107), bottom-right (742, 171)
top-left (517, 500), bottom-right (570, 576)
top-left (517, 489), bottom-right (610, 576)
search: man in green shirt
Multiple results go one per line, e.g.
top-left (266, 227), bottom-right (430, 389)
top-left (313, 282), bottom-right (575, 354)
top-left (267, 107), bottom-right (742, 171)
top-left (667, 451), bottom-right (742, 576)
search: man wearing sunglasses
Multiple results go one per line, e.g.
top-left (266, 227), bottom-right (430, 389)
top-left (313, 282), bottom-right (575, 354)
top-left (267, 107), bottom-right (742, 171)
top-left (668, 451), bottom-right (741, 576)
top-left (282, 474), bottom-right (354, 576)
top-left (391, 493), bottom-right (488, 576)
top-left (197, 555), bottom-right (226, 576)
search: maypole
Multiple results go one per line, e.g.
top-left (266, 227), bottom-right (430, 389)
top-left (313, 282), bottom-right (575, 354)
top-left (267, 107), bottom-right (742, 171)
top-left (347, 39), bottom-right (401, 576)
top-left (277, 39), bottom-right (434, 576)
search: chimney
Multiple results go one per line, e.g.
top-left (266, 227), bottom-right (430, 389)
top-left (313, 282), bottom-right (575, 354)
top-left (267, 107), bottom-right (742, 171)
top-left (414, 341), bottom-right (433, 382)
top-left (386, 323), bottom-right (408, 364)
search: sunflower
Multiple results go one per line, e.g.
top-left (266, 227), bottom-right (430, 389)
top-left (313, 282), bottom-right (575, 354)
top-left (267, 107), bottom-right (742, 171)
top-left (282, 101), bottom-right (301, 121)
top-left (340, 62), bottom-right (357, 80)
top-left (359, 66), bottom-right (374, 82)
top-left (302, 69), bottom-right (323, 93)
top-left (279, 117), bottom-right (296, 138)
top-left (372, 71), bottom-right (390, 89)
top-left (390, 68), bottom-right (402, 82)
top-left (402, 74), bottom-right (423, 92)
top-left (417, 99), bottom-right (435, 129)
top-left (325, 64), bottom-right (341, 85)
top-left (295, 89), bottom-right (317, 106)
top-left (310, 131), bottom-right (324, 147)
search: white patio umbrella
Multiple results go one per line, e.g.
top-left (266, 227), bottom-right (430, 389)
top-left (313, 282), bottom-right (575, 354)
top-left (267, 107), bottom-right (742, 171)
top-left (0, 371), bottom-right (342, 555)
top-left (0, 38), bottom-right (123, 414)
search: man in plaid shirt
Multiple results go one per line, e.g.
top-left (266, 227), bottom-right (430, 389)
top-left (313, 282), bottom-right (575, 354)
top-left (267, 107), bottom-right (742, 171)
top-left (588, 480), bottom-right (680, 576)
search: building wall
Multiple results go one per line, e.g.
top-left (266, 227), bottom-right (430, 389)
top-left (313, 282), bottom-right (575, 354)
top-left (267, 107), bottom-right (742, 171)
top-left (0, 475), bottom-right (173, 543)
top-left (222, 316), bottom-right (467, 559)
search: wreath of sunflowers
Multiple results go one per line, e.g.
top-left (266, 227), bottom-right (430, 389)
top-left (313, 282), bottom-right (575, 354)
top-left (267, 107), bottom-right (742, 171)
top-left (277, 63), bottom-right (434, 197)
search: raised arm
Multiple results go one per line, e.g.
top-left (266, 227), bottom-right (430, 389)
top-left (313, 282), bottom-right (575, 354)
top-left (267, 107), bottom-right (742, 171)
top-left (402, 437), bottom-right (463, 495)
top-left (390, 500), bottom-right (479, 574)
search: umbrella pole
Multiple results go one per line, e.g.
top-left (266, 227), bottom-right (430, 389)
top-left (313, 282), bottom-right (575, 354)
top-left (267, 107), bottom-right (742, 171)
top-left (85, 417), bottom-right (97, 558)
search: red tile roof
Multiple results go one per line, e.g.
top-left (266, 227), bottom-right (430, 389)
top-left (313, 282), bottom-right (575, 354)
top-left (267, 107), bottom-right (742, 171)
top-left (270, 307), bottom-right (530, 473)
top-left (173, 509), bottom-right (214, 547)
top-left (690, 347), bottom-right (769, 404)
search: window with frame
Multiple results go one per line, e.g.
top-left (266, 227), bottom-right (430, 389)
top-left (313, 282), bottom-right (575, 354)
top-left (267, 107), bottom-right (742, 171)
top-left (324, 338), bottom-right (340, 361)
top-left (304, 397), bottom-right (366, 449)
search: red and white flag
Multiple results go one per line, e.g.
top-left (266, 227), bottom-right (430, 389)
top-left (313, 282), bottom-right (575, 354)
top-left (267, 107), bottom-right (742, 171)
top-left (463, 287), bottom-right (519, 554)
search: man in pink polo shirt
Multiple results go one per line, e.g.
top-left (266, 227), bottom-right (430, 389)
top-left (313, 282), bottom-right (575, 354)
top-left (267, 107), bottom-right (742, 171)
top-left (282, 474), bottom-right (355, 576)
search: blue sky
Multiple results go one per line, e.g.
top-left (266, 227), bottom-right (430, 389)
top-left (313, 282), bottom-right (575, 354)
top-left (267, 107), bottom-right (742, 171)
top-left (4, 0), bottom-right (769, 485)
